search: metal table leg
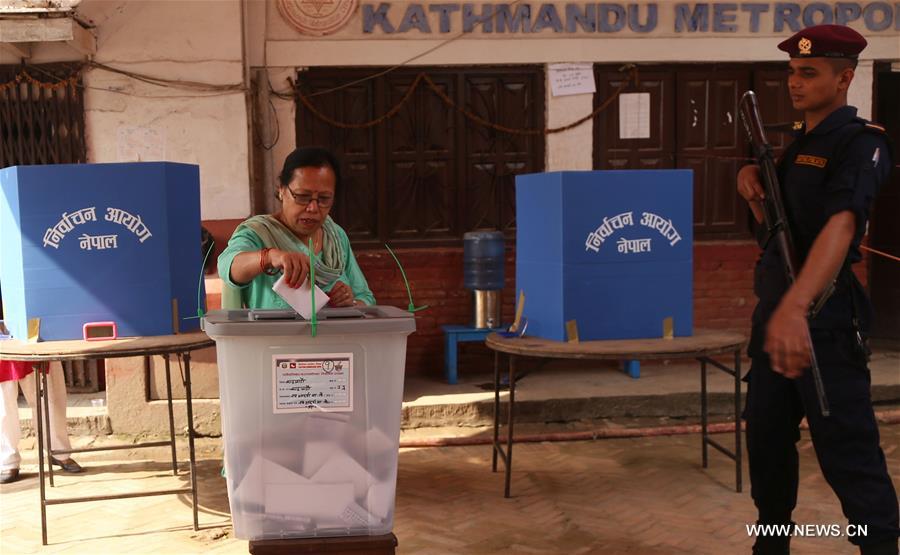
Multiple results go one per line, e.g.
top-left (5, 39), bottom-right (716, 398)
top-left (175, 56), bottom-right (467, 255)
top-left (698, 354), bottom-right (743, 493)
top-left (700, 358), bottom-right (708, 469)
top-left (504, 355), bottom-right (517, 499)
top-left (41, 367), bottom-right (54, 487)
top-left (182, 352), bottom-right (199, 531)
top-left (734, 349), bottom-right (742, 493)
top-left (163, 355), bottom-right (178, 475)
top-left (35, 362), bottom-right (48, 545)
top-left (492, 351), bottom-right (500, 473)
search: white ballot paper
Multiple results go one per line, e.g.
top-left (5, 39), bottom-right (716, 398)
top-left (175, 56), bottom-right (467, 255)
top-left (364, 427), bottom-right (396, 459)
top-left (341, 502), bottom-right (383, 527)
top-left (311, 450), bottom-right (374, 499)
top-left (265, 482), bottom-right (354, 520)
top-left (233, 455), bottom-right (311, 508)
top-left (272, 275), bottom-right (329, 319)
top-left (366, 481), bottom-right (395, 520)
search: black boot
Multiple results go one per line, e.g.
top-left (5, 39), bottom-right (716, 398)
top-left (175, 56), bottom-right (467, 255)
top-left (860, 539), bottom-right (899, 555)
top-left (751, 522), bottom-right (792, 555)
top-left (752, 536), bottom-right (791, 555)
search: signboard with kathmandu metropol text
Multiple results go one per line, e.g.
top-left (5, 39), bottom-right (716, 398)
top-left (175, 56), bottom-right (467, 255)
top-left (277, 1), bottom-right (900, 38)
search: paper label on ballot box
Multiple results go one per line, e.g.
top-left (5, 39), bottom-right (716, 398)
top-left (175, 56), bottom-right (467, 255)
top-left (272, 353), bottom-right (353, 414)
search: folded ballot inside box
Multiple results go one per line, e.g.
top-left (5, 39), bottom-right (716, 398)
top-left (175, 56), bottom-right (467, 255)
top-left (265, 483), bottom-right (354, 523)
top-left (264, 483), bottom-right (382, 529)
top-left (232, 455), bottom-right (310, 509)
top-left (299, 413), bottom-right (351, 475)
top-left (310, 449), bottom-right (374, 499)
top-left (366, 481), bottom-right (395, 521)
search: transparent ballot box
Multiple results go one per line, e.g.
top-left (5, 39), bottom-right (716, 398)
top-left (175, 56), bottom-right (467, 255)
top-left (202, 306), bottom-right (415, 540)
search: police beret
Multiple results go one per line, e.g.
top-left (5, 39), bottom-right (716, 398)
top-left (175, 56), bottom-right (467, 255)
top-left (777, 24), bottom-right (867, 59)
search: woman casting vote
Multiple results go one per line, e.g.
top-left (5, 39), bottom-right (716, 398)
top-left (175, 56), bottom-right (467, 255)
top-left (218, 147), bottom-right (375, 309)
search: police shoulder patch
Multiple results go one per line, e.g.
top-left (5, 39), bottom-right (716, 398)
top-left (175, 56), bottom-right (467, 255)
top-left (795, 154), bottom-right (827, 168)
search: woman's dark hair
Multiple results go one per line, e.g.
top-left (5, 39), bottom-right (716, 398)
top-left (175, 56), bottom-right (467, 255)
top-left (278, 147), bottom-right (342, 190)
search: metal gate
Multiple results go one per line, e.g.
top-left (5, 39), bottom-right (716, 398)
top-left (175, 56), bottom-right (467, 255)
top-left (61, 359), bottom-right (103, 393)
top-left (0, 63), bottom-right (86, 167)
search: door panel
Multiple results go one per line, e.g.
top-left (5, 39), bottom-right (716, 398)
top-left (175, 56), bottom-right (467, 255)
top-left (594, 63), bottom-right (793, 239)
top-left (594, 68), bottom-right (675, 170)
top-left (871, 69), bottom-right (900, 339)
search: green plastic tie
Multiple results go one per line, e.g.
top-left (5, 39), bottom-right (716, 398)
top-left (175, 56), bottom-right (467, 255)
top-left (184, 239), bottom-right (215, 321)
top-left (309, 238), bottom-right (317, 337)
top-left (384, 243), bottom-right (428, 313)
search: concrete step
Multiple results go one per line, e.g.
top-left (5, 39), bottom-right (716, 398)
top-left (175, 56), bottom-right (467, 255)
top-left (399, 352), bottom-right (900, 428)
top-left (17, 351), bottom-right (899, 436)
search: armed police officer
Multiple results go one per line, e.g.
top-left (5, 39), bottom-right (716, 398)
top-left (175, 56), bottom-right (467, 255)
top-left (736, 24), bottom-right (899, 555)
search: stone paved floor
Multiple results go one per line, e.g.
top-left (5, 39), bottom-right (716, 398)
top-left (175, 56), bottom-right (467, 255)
top-left (1, 425), bottom-right (898, 554)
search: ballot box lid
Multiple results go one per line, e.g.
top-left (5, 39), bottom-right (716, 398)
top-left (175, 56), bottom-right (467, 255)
top-left (202, 306), bottom-right (416, 337)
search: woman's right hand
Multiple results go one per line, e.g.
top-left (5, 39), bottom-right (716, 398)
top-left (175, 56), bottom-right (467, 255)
top-left (268, 249), bottom-right (310, 288)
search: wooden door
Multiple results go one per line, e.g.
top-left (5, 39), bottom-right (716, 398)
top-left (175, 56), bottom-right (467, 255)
top-left (462, 69), bottom-right (545, 234)
top-left (594, 63), bottom-right (797, 239)
top-left (593, 68), bottom-right (675, 170)
top-left (296, 66), bottom-right (545, 247)
top-left (870, 68), bottom-right (900, 340)
top-left (675, 68), bottom-right (751, 238)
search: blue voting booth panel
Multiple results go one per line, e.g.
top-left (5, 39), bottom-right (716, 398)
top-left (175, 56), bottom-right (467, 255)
top-left (0, 162), bottom-right (204, 341)
top-left (516, 170), bottom-right (693, 342)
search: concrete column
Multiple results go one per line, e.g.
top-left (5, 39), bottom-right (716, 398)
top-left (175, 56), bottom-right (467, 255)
top-left (849, 60), bottom-right (874, 121)
top-left (545, 70), bottom-right (594, 171)
top-left (271, 66), bottom-right (299, 174)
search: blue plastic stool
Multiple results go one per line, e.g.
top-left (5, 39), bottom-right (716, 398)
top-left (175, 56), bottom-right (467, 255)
top-left (623, 360), bottom-right (640, 378)
top-left (441, 324), bottom-right (505, 384)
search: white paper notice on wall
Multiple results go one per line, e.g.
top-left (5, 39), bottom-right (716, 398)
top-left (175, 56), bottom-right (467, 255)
top-left (273, 353), bottom-right (353, 414)
top-left (548, 63), bottom-right (596, 97)
top-left (618, 93), bottom-right (651, 140)
top-left (117, 126), bottom-right (165, 162)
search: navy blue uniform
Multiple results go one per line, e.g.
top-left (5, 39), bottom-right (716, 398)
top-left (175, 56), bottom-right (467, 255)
top-left (745, 105), bottom-right (899, 552)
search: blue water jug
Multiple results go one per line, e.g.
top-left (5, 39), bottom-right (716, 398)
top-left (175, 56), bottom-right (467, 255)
top-left (463, 231), bottom-right (505, 291)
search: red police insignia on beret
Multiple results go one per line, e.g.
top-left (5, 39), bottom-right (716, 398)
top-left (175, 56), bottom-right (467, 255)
top-left (778, 24), bottom-right (867, 59)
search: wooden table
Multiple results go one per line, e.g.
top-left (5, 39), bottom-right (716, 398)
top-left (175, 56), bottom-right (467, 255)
top-left (485, 330), bottom-right (747, 498)
top-left (0, 332), bottom-right (215, 545)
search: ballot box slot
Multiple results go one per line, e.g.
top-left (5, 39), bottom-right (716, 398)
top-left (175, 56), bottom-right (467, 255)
top-left (246, 308), bottom-right (368, 322)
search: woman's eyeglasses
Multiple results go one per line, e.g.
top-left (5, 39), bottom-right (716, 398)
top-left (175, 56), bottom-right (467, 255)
top-left (285, 189), bottom-right (334, 208)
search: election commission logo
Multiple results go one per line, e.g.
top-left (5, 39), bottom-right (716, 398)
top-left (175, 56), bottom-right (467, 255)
top-left (277, 0), bottom-right (358, 36)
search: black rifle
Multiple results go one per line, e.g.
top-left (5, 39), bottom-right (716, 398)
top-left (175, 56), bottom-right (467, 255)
top-left (738, 90), bottom-right (830, 418)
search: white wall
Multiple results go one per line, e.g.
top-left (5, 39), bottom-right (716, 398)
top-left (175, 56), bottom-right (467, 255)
top-left (1, 0), bottom-right (252, 220)
top-left (5, 0), bottom-right (896, 219)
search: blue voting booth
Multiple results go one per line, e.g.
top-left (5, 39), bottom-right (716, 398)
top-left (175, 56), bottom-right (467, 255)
top-left (0, 162), bottom-right (204, 341)
top-left (516, 170), bottom-right (693, 342)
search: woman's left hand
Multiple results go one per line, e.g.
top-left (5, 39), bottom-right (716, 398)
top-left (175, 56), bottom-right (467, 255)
top-left (328, 281), bottom-right (356, 307)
